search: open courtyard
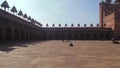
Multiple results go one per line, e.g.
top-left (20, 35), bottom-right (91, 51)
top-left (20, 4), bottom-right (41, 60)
top-left (0, 40), bottom-right (120, 68)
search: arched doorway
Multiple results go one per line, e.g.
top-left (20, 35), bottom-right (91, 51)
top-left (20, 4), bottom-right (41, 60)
top-left (67, 33), bottom-right (72, 40)
top-left (106, 33), bottom-right (111, 40)
top-left (55, 33), bottom-right (58, 40)
top-left (62, 33), bottom-right (65, 40)
top-left (80, 33), bottom-right (84, 40)
top-left (0, 27), bottom-right (1, 40)
top-left (30, 32), bottom-right (32, 40)
top-left (26, 31), bottom-right (29, 40)
top-left (21, 30), bottom-right (25, 40)
top-left (74, 33), bottom-right (78, 40)
top-left (99, 33), bottom-right (104, 40)
top-left (6, 27), bottom-right (12, 40)
top-left (15, 28), bottom-right (19, 40)
top-left (93, 33), bottom-right (98, 40)
top-left (86, 33), bottom-right (91, 40)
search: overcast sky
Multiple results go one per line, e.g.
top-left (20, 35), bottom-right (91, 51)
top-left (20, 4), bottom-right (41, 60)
top-left (0, 0), bottom-right (103, 27)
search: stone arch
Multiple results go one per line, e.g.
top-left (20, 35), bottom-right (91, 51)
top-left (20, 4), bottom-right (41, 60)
top-left (30, 32), bottom-right (32, 40)
top-left (99, 33), bottom-right (104, 40)
top-left (6, 27), bottom-right (12, 40)
top-left (59, 33), bottom-right (63, 40)
top-left (80, 33), bottom-right (84, 40)
top-left (21, 30), bottom-right (25, 40)
top-left (86, 33), bottom-right (91, 39)
top-left (0, 26), bottom-right (1, 40)
top-left (57, 33), bottom-right (61, 40)
top-left (26, 31), bottom-right (29, 40)
top-left (28, 32), bottom-right (30, 40)
top-left (74, 33), bottom-right (78, 40)
top-left (47, 33), bottom-right (50, 40)
top-left (93, 33), bottom-right (98, 40)
top-left (55, 33), bottom-right (58, 40)
top-left (106, 33), bottom-right (111, 40)
top-left (43, 33), bottom-right (47, 40)
top-left (15, 28), bottom-right (19, 40)
top-left (61, 33), bottom-right (65, 40)
top-left (69, 33), bottom-right (73, 40)
top-left (47, 33), bottom-right (51, 40)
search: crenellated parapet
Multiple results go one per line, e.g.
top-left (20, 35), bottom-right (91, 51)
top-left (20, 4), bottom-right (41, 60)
top-left (45, 23), bottom-right (99, 27)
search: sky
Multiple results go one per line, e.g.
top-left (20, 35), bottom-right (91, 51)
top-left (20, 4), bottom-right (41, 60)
top-left (0, 0), bottom-right (103, 27)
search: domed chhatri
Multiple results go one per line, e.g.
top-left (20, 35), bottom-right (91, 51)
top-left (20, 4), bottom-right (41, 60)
top-left (23, 13), bottom-right (28, 18)
top-left (18, 10), bottom-right (23, 16)
top-left (11, 6), bottom-right (17, 13)
top-left (0, 0), bottom-right (10, 10)
top-left (28, 16), bottom-right (31, 20)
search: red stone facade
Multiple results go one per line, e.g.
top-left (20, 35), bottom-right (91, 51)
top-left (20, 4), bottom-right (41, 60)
top-left (100, 0), bottom-right (120, 39)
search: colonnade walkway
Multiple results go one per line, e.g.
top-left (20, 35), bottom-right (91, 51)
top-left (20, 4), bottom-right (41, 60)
top-left (0, 40), bottom-right (120, 68)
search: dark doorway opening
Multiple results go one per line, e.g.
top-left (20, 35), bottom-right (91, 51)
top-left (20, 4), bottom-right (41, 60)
top-left (15, 28), bottom-right (19, 40)
top-left (0, 27), bottom-right (1, 40)
top-left (21, 30), bottom-right (25, 40)
top-left (6, 27), bottom-right (12, 40)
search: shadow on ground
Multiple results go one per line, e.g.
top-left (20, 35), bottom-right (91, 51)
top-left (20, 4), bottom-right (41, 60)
top-left (0, 40), bottom-right (48, 52)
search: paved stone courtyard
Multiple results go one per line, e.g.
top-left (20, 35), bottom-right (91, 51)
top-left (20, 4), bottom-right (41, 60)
top-left (0, 40), bottom-right (120, 68)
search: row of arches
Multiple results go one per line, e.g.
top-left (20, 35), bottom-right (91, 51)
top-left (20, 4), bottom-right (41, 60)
top-left (43, 32), bottom-right (112, 40)
top-left (0, 27), bottom-right (1, 40)
top-left (0, 26), bottom-right (112, 41)
top-left (0, 26), bottom-right (42, 41)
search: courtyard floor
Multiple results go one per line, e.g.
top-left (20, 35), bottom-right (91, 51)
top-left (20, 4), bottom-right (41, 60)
top-left (0, 40), bottom-right (120, 68)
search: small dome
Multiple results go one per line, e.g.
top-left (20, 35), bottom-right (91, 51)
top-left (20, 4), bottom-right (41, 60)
top-left (1, 0), bottom-right (10, 9)
top-left (23, 13), bottom-right (27, 18)
top-left (18, 10), bottom-right (23, 16)
top-left (11, 6), bottom-right (17, 13)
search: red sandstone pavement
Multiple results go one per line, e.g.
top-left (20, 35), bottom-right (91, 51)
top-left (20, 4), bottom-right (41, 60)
top-left (0, 40), bottom-right (120, 68)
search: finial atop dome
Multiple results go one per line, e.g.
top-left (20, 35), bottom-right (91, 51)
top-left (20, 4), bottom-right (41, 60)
top-left (0, 0), bottom-right (10, 10)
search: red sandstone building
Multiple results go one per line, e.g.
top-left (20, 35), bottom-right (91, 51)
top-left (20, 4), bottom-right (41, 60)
top-left (100, 0), bottom-right (120, 39)
top-left (0, 0), bottom-right (119, 41)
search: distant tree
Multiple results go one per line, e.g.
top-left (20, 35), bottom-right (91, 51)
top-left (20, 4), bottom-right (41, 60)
top-left (18, 10), bottom-right (23, 16)
top-left (10, 6), bottom-right (17, 14)
top-left (1, 0), bottom-right (10, 10)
